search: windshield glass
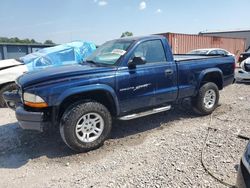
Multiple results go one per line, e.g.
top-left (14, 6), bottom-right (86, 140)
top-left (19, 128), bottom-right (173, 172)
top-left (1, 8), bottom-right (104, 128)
top-left (86, 40), bottom-right (133, 65)
top-left (188, 50), bottom-right (209, 55)
top-left (247, 48), bottom-right (250, 53)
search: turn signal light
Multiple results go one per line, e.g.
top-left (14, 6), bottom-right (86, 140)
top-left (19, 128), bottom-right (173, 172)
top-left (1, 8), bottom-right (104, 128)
top-left (24, 101), bottom-right (48, 108)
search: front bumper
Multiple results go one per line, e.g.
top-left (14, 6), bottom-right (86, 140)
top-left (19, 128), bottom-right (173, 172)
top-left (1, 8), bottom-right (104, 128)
top-left (3, 91), bottom-right (49, 132)
top-left (235, 69), bottom-right (250, 83)
top-left (15, 106), bottom-right (48, 132)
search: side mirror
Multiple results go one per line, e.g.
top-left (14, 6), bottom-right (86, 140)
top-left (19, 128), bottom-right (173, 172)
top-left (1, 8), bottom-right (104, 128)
top-left (128, 56), bottom-right (146, 69)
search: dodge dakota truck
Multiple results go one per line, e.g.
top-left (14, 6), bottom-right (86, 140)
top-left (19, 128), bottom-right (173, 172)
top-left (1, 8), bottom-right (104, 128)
top-left (3, 35), bottom-right (235, 152)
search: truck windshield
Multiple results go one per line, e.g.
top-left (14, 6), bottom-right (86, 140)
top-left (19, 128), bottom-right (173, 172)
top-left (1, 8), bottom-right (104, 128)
top-left (86, 40), bottom-right (133, 65)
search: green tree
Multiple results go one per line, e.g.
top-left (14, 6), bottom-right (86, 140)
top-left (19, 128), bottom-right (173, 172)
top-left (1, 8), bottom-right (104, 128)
top-left (0, 37), bottom-right (40, 44)
top-left (44, 40), bottom-right (55, 45)
top-left (30, 39), bottom-right (36, 43)
top-left (22, 38), bottom-right (31, 44)
top-left (121, 31), bottom-right (133, 38)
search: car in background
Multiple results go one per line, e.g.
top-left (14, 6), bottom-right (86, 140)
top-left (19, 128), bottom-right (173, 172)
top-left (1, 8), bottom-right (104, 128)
top-left (235, 57), bottom-right (250, 83)
top-left (239, 48), bottom-right (250, 63)
top-left (0, 41), bottom-right (96, 107)
top-left (236, 141), bottom-right (250, 188)
top-left (188, 48), bottom-right (235, 57)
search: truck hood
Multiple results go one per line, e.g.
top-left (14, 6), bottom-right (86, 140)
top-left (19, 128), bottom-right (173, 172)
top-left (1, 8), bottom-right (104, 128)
top-left (0, 59), bottom-right (23, 70)
top-left (17, 63), bottom-right (116, 88)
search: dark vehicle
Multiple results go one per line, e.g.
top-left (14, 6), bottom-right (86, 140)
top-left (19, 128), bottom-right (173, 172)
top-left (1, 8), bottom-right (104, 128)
top-left (237, 141), bottom-right (250, 188)
top-left (239, 48), bottom-right (250, 63)
top-left (3, 35), bottom-right (235, 152)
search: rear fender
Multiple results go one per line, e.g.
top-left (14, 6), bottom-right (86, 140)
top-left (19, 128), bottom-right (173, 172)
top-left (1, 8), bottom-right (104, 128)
top-left (197, 68), bottom-right (223, 90)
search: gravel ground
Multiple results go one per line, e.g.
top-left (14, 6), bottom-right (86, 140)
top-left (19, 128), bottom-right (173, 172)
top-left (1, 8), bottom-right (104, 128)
top-left (0, 83), bottom-right (249, 188)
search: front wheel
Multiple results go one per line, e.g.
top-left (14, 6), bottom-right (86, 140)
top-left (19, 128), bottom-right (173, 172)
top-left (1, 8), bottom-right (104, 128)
top-left (60, 101), bottom-right (112, 152)
top-left (192, 82), bottom-right (219, 115)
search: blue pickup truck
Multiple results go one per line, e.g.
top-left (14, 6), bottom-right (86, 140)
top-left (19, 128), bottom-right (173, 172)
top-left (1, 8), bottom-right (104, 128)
top-left (3, 35), bottom-right (235, 152)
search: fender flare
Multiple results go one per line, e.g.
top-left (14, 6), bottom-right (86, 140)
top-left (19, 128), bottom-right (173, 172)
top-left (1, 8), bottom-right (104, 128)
top-left (197, 68), bottom-right (223, 90)
top-left (55, 84), bottom-right (120, 115)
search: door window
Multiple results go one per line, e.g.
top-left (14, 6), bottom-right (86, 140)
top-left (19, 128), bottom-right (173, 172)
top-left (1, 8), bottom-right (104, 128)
top-left (132, 40), bottom-right (166, 63)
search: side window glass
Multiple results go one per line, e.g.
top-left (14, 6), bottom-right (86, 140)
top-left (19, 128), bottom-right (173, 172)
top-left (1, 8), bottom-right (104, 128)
top-left (132, 40), bottom-right (167, 64)
top-left (218, 50), bottom-right (226, 55)
top-left (209, 50), bottom-right (217, 55)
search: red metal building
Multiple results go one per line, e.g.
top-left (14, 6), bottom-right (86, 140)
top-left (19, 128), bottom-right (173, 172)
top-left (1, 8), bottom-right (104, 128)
top-left (156, 32), bottom-right (246, 60)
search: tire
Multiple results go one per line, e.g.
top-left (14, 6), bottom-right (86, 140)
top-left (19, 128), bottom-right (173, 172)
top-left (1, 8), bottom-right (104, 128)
top-left (60, 101), bottom-right (112, 152)
top-left (192, 82), bottom-right (219, 115)
top-left (0, 83), bottom-right (17, 108)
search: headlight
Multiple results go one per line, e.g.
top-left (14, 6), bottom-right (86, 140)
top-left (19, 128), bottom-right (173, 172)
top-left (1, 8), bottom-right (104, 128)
top-left (23, 92), bottom-right (48, 108)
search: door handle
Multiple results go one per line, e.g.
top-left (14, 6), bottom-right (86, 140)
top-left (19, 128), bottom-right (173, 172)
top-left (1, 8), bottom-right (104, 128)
top-left (165, 69), bottom-right (174, 76)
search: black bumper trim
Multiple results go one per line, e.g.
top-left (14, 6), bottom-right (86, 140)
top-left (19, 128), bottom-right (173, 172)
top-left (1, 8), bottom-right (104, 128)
top-left (16, 106), bottom-right (43, 122)
top-left (15, 106), bottom-right (47, 132)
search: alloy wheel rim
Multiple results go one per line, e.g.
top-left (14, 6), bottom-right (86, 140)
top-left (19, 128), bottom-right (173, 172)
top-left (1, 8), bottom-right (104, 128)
top-left (75, 113), bottom-right (104, 143)
top-left (203, 89), bottom-right (216, 109)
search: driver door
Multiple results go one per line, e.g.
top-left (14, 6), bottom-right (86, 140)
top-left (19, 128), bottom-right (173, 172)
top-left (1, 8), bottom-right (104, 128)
top-left (116, 40), bottom-right (175, 114)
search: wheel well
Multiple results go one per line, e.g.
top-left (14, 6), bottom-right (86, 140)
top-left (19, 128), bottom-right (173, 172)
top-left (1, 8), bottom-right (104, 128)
top-left (0, 82), bottom-right (15, 91)
top-left (58, 90), bottom-right (117, 120)
top-left (201, 72), bottom-right (223, 90)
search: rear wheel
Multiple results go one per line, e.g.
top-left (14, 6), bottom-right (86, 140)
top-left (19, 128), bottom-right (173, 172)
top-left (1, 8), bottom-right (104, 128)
top-left (0, 83), bottom-right (17, 108)
top-left (60, 101), bottom-right (112, 152)
top-left (192, 82), bottom-right (219, 115)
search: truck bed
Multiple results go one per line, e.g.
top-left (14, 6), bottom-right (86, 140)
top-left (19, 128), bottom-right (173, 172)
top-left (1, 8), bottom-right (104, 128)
top-left (174, 54), bottom-right (225, 62)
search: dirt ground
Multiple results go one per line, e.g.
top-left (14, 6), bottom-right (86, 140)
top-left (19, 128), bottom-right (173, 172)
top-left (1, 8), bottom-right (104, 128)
top-left (0, 83), bottom-right (249, 188)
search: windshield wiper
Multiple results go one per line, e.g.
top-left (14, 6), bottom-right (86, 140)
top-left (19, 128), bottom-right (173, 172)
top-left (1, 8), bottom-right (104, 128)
top-left (85, 60), bottom-right (112, 67)
top-left (86, 60), bottom-right (97, 65)
top-left (85, 60), bottom-right (105, 67)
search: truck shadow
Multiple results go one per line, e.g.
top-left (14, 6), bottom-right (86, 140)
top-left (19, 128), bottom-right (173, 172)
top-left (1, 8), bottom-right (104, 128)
top-left (0, 106), bottom-right (196, 169)
top-left (111, 106), bottom-right (194, 139)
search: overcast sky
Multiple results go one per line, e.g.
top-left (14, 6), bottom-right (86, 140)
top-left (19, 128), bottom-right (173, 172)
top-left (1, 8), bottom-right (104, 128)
top-left (0, 0), bottom-right (249, 44)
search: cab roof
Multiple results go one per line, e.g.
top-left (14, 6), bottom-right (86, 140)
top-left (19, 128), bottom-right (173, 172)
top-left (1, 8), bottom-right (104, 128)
top-left (112, 35), bottom-right (165, 42)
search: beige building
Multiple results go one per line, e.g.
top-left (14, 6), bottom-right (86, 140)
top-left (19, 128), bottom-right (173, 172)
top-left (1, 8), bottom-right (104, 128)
top-left (200, 30), bottom-right (250, 51)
